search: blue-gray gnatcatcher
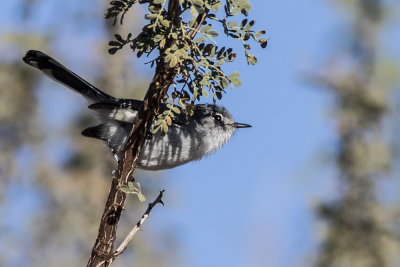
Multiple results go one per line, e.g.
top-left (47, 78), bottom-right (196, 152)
top-left (23, 50), bottom-right (251, 170)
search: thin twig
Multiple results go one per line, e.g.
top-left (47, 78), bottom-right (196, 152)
top-left (110, 190), bottom-right (165, 262)
top-left (183, 25), bottom-right (216, 44)
top-left (187, 9), bottom-right (209, 39)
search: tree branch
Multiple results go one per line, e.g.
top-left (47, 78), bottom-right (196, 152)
top-left (187, 9), bottom-right (208, 39)
top-left (111, 190), bottom-right (165, 262)
top-left (87, 58), bottom-right (178, 267)
top-left (87, 1), bottom-right (209, 266)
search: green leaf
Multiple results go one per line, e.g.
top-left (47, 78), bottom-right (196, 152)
top-left (207, 30), bottom-right (219, 37)
top-left (152, 125), bottom-right (161, 134)
top-left (120, 186), bottom-right (130, 194)
top-left (246, 52), bottom-right (257, 65)
top-left (109, 40), bottom-right (121, 46)
top-left (154, 119), bottom-right (163, 126)
top-left (227, 52), bottom-right (237, 61)
top-left (259, 38), bottom-right (268, 48)
top-left (164, 53), bottom-right (174, 62)
top-left (190, 6), bottom-right (198, 20)
top-left (210, 2), bottom-right (222, 12)
top-left (137, 192), bottom-right (146, 202)
top-left (228, 33), bottom-right (240, 39)
top-left (192, 0), bottom-right (204, 6)
top-left (202, 89), bottom-right (209, 98)
top-left (114, 34), bottom-right (123, 42)
top-left (176, 49), bottom-right (187, 59)
top-left (162, 122), bottom-right (169, 133)
top-left (221, 77), bottom-right (229, 88)
top-left (128, 181), bottom-right (134, 191)
top-left (194, 5), bottom-right (205, 13)
top-left (159, 38), bottom-right (166, 48)
top-left (254, 30), bottom-right (266, 37)
top-left (154, 34), bottom-right (164, 43)
top-left (226, 21), bottom-right (238, 28)
top-left (169, 56), bottom-right (178, 67)
top-left (217, 46), bottom-right (225, 58)
top-left (166, 115), bottom-right (172, 126)
top-left (229, 71), bottom-right (242, 86)
top-left (194, 37), bottom-right (206, 43)
top-left (210, 46), bottom-right (216, 57)
top-left (204, 44), bottom-right (213, 53)
top-left (160, 18), bottom-right (170, 27)
top-left (148, 5), bottom-right (161, 13)
top-left (145, 13), bottom-right (159, 20)
top-left (215, 59), bottom-right (225, 67)
top-left (232, 78), bottom-right (242, 86)
top-left (229, 71), bottom-right (240, 79)
top-left (241, 8), bottom-right (249, 16)
top-left (171, 106), bottom-right (181, 114)
top-left (200, 24), bottom-right (212, 33)
top-left (108, 47), bottom-right (119, 55)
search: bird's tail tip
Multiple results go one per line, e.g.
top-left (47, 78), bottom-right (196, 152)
top-left (22, 50), bottom-right (47, 67)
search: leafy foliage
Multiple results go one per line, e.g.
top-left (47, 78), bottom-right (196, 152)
top-left (106, 0), bottom-right (267, 133)
top-left (152, 102), bottom-right (181, 134)
top-left (120, 181), bottom-right (147, 202)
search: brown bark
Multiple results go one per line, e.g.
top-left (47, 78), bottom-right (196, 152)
top-left (87, 60), bottom-right (178, 267)
top-left (87, 1), bottom-right (207, 266)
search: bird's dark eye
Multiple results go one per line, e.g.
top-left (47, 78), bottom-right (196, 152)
top-left (213, 114), bottom-right (222, 122)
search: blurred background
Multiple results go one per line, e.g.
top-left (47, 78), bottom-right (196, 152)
top-left (1, 0), bottom-right (400, 266)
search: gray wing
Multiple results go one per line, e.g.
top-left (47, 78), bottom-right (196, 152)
top-left (84, 100), bottom-right (190, 157)
top-left (88, 99), bottom-right (142, 123)
top-left (89, 99), bottom-right (189, 126)
top-left (82, 121), bottom-right (133, 158)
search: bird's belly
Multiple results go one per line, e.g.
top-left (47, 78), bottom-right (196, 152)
top-left (137, 130), bottom-right (202, 170)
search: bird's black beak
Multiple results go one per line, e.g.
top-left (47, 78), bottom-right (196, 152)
top-left (233, 122), bottom-right (252, 128)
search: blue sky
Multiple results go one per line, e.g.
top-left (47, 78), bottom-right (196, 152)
top-left (164, 1), bottom-right (339, 266)
top-left (1, 0), bottom-right (400, 266)
top-left (160, 1), bottom-right (400, 266)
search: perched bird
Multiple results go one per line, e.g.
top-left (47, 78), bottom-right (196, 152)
top-left (23, 50), bottom-right (251, 170)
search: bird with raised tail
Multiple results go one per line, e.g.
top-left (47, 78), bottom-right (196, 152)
top-left (23, 50), bottom-right (251, 170)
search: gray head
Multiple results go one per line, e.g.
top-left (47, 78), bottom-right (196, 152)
top-left (189, 104), bottom-right (251, 156)
top-left (193, 104), bottom-right (251, 128)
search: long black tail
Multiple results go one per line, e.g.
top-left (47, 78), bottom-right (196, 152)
top-left (23, 50), bottom-right (115, 103)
